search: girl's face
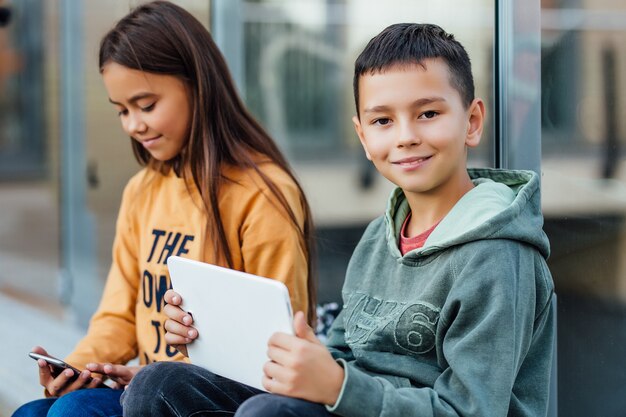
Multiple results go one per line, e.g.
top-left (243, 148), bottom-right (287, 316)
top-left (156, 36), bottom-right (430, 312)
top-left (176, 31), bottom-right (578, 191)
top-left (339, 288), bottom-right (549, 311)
top-left (102, 62), bottom-right (192, 162)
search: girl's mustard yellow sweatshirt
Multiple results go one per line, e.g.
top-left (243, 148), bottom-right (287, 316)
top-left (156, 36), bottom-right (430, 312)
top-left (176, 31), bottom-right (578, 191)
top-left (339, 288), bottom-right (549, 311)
top-left (65, 161), bottom-right (309, 369)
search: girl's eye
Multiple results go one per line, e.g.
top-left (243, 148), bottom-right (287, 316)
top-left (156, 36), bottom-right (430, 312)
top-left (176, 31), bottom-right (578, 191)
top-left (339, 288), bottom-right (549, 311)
top-left (373, 118), bottom-right (391, 126)
top-left (420, 111), bottom-right (438, 119)
top-left (117, 109), bottom-right (128, 117)
top-left (141, 102), bottom-right (156, 112)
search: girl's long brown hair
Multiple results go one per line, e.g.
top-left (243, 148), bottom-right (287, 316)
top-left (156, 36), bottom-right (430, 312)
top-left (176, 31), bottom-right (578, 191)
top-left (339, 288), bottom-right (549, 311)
top-left (99, 0), bottom-right (316, 324)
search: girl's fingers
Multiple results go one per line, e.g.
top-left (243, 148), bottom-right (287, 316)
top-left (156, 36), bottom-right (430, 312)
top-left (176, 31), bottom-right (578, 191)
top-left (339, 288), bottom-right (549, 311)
top-left (102, 363), bottom-right (131, 379)
top-left (62, 370), bottom-right (93, 393)
top-left (31, 346), bottom-right (49, 355)
top-left (37, 359), bottom-right (53, 386)
top-left (46, 370), bottom-right (76, 396)
top-left (85, 362), bottom-right (105, 373)
top-left (163, 304), bottom-right (194, 326)
top-left (163, 332), bottom-right (192, 347)
top-left (163, 318), bottom-right (197, 340)
top-left (164, 289), bottom-right (183, 305)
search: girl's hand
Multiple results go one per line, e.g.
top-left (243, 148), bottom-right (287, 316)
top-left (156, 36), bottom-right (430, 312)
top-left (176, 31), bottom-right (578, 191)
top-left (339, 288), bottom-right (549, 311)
top-left (163, 289), bottom-right (198, 357)
top-left (33, 346), bottom-right (103, 397)
top-left (85, 363), bottom-right (142, 389)
top-left (262, 312), bottom-right (344, 405)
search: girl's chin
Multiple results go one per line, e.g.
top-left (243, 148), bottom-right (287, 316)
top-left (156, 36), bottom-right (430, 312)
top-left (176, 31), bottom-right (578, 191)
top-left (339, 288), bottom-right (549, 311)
top-left (147, 151), bottom-right (175, 162)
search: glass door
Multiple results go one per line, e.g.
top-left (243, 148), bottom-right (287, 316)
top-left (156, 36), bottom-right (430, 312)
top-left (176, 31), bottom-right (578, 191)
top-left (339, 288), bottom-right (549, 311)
top-left (212, 0), bottom-right (497, 301)
top-left (541, 0), bottom-right (626, 415)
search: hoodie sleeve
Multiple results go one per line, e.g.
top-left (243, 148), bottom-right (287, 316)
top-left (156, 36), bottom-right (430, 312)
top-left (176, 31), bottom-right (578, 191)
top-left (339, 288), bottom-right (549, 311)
top-left (327, 241), bottom-right (553, 417)
top-left (325, 308), bottom-right (355, 362)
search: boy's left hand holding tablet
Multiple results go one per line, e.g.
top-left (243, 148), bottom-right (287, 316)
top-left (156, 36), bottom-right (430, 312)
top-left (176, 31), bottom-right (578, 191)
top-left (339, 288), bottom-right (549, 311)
top-left (163, 289), bottom-right (344, 406)
top-left (263, 311), bottom-right (344, 406)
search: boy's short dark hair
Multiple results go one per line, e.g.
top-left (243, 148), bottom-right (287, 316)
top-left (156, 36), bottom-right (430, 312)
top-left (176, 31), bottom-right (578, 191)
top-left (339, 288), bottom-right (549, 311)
top-left (353, 23), bottom-right (475, 116)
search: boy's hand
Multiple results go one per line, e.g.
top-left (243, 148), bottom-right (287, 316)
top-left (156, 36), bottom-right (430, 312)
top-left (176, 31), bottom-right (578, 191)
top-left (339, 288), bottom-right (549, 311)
top-left (263, 311), bottom-right (344, 406)
top-left (33, 346), bottom-right (103, 397)
top-left (85, 363), bottom-right (142, 389)
top-left (163, 289), bottom-right (198, 357)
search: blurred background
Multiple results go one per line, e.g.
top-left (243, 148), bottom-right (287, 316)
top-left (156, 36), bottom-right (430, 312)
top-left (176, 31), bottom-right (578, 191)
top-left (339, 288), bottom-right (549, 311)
top-left (0, 0), bottom-right (624, 415)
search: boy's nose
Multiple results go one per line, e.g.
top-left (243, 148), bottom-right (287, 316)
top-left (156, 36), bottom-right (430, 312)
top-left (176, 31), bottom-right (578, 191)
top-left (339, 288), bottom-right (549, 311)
top-left (397, 122), bottom-right (421, 147)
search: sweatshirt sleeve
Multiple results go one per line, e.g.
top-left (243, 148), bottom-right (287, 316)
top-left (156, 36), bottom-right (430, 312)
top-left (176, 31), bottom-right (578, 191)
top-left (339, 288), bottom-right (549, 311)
top-left (238, 172), bottom-right (309, 318)
top-left (64, 181), bottom-right (140, 369)
top-left (328, 242), bottom-right (553, 417)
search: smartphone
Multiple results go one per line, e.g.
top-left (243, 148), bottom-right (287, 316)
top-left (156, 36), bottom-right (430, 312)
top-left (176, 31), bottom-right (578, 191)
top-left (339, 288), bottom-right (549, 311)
top-left (29, 351), bottom-right (112, 388)
top-left (28, 352), bottom-right (83, 379)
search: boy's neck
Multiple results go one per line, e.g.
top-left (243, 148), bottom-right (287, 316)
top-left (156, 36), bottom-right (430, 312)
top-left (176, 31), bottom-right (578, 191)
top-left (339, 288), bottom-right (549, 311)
top-left (402, 174), bottom-right (475, 237)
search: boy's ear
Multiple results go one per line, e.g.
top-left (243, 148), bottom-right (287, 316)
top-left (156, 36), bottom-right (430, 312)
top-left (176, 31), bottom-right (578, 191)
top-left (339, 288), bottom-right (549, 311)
top-left (352, 115), bottom-right (372, 161)
top-left (465, 98), bottom-right (485, 148)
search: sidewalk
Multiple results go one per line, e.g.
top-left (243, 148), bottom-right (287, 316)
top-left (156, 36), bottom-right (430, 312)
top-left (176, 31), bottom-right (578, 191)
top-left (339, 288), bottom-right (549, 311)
top-left (0, 292), bottom-right (82, 416)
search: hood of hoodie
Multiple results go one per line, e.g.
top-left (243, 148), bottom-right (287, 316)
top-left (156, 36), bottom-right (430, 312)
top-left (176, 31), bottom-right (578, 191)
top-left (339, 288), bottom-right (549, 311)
top-left (385, 168), bottom-right (550, 260)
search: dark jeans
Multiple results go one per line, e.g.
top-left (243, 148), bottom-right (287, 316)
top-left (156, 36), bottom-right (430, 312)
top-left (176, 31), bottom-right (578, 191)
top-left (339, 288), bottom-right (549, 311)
top-left (11, 388), bottom-right (123, 417)
top-left (122, 362), bottom-right (334, 417)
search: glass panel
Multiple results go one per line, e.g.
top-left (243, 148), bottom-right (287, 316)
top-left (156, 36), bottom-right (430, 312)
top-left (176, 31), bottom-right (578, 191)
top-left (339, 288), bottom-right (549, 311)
top-left (214, 0), bottom-right (496, 301)
top-left (0, 1), bottom-right (60, 312)
top-left (237, 0), bottom-right (495, 164)
top-left (2, 0), bottom-right (211, 322)
top-left (0, 2), bottom-right (214, 412)
top-left (0, 0), bottom-right (46, 179)
top-left (496, 0), bottom-right (542, 171)
top-left (541, 0), bottom-right (626, 415)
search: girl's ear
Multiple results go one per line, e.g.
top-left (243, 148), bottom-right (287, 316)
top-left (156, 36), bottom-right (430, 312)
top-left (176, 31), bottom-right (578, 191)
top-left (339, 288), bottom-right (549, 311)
top-left (465, 98), bottom-right (485, 148)
top-left (352, 115), bottom-right (372, 161)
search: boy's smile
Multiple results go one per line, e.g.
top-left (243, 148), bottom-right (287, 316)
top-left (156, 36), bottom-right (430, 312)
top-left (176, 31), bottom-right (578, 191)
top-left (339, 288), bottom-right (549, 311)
top-left (353, 59), bottom-right (484, 209)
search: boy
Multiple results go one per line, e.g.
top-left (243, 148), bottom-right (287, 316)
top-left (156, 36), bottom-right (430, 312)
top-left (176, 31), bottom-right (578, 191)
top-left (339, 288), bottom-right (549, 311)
top-left (123, 23), bottom-right (554, 417)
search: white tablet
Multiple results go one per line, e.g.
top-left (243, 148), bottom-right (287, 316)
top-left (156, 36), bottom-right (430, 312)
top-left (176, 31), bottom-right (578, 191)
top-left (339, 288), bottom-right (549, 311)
top-left (166, 256), bottom-right (294, 391)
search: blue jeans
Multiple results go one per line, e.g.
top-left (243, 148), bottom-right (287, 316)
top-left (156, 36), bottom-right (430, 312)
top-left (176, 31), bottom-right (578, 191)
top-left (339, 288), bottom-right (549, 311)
top-left (122, 361), bottom-right (333, 416)
top-left (11, 388), bottom-right (123, 417)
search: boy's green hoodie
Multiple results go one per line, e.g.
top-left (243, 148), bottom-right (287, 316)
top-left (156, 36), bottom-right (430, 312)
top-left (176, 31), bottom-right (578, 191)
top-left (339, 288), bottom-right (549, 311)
top-left (326, 168), bottom-right (554, 417)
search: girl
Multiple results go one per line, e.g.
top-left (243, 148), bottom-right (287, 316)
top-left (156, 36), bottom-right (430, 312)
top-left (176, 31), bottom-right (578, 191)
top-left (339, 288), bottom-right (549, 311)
top-left (12, 1), bottom-right (315, 416)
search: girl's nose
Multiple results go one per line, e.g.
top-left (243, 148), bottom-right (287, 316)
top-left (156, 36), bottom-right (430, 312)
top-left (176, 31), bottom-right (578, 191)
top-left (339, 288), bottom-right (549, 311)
top-left (124, 112), bottom-right (147, 137)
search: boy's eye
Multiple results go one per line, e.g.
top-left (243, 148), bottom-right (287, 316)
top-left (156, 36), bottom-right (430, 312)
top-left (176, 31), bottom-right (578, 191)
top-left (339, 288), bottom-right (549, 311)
top-left (373, 118), bottom-right (391, 126)
top-left (419, 111), bottom-right (438, 119)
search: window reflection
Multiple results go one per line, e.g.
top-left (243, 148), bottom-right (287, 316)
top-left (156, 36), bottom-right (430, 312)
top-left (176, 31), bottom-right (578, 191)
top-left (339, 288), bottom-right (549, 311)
top-left (541, 1), bottom-right (626, 415)
top-left (222, 0), bottom-right (495, 301)
top-left (0, 0), bottom-right (46, 178)
top-left (240, 0), bottom-right (495, 165)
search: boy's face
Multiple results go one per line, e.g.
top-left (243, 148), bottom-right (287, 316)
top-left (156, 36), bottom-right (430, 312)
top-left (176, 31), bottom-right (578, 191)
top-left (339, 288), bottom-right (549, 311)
top-left (353, 59), bottom-right (484, 199)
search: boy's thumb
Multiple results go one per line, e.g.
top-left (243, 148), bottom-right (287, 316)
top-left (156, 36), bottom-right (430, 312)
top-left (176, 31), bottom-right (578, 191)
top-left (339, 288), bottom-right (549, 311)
top-left (294, 311), bottom-right (318, 343)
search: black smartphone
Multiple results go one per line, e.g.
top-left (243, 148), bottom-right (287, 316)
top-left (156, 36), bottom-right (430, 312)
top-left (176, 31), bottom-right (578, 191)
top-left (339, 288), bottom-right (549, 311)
top-left (28, 351), bottom-right (112, 388)
top-left (28, 352), bottom-right (83, 379)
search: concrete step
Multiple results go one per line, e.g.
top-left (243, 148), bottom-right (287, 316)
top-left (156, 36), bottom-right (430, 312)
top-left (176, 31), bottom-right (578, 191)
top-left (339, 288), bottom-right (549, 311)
top-left (0, 292), bottom-right (82, 415)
